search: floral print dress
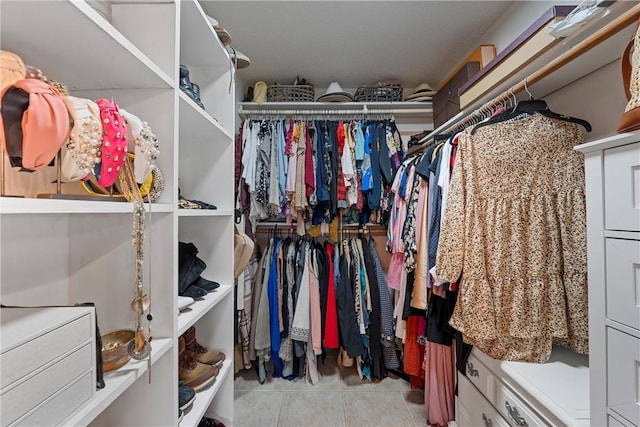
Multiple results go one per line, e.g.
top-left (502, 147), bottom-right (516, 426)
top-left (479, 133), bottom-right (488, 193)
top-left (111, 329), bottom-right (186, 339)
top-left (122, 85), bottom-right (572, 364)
top-left (435, 114), bottom-right (588, 363)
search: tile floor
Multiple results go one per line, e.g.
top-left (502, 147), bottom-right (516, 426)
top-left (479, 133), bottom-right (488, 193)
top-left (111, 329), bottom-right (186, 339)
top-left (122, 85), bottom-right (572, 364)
top-left (233, 356), bottom-right (427, 427)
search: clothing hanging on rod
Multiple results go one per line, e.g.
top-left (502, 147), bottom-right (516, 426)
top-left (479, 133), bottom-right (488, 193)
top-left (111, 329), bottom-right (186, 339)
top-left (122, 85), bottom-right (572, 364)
top-left (434, 113), bottom-right (589, 363)
top-left (245, 234), bottom-right (399, 385)
top-left (237, 118), bottom-right (406, 234)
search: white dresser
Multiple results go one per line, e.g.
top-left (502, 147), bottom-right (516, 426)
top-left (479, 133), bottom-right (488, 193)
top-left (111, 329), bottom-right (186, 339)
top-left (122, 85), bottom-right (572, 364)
top-left (457, 345), bottom-right (590, 427)
top-left (576, 132), bottom-right (640, 427)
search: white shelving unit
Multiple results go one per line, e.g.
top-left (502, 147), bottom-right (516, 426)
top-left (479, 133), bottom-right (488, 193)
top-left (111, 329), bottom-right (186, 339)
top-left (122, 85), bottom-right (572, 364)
top-left (0, 1), bottom-right (235, 426)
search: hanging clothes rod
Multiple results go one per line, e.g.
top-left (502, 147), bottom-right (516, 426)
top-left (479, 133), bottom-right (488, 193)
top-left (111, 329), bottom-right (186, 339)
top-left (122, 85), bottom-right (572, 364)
top-left (238, 107), bottom-right (429, 118)
top-left (409, 3), bottom-right (640, 155)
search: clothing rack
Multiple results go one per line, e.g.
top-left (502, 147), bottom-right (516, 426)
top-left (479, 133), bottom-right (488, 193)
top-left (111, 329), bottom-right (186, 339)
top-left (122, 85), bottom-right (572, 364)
top-left (238, 102), bottom-right (433, 121)
top-left (253, 221), bottom-right (387, 235)
top-left (239, 109), bottom-right (396, 121)
top-left (408, 3), bottom-right (640, 155)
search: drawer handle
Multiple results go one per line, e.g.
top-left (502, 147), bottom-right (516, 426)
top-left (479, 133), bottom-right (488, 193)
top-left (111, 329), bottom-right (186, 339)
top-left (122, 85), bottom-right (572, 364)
top-left (467, 361), bottom-right (479, 377)
top-left (505, 401), bottom-right (528, 426)
top-left (482, 413), bottom-right (493, 427)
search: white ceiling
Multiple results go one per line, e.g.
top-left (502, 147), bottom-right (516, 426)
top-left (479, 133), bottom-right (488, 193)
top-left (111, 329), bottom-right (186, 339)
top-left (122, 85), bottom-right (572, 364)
top-left (200, 1), bottom-right (513, 90)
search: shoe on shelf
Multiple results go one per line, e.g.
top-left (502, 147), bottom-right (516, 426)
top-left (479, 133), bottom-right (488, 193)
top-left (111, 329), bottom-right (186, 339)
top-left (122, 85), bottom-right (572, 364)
top-left (191, 83), bottom-right (205, 110)
top-left (178, 409), bottom-right (184, 424)
top-left (179, 284), bottom-right (207, 299)
top-left (179, 65), bottom-right (195, 99)
top-left (195, 277), bottom-right (220, 293)
top-left (178, 295), bottom-right (195, 312)
top-left (178, 336), bottom-right (219, 391)
top-left (179, 384), bottom-right (196, 411)
top-left (183, 326), bottom-right (225, 367)
top-left (198, 417), bottom-right (226, 427)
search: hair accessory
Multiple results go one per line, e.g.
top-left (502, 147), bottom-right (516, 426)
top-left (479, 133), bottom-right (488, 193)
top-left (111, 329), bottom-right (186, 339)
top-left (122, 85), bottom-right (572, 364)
top-left (61, 96), bottom-right (103, 182)
top-left (0, 50), bottom-right (25, 91)
top-left (96, 98), bottom-right (127, 187)
top-left (0, 78), bottom-right (70, 171)
top-left (120, 108), bottom-right (159, 184)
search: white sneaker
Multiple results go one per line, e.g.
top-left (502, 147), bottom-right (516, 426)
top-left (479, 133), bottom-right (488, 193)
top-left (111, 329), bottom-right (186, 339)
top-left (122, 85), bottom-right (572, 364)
top-left (178, 296), bottom-right (195, 312)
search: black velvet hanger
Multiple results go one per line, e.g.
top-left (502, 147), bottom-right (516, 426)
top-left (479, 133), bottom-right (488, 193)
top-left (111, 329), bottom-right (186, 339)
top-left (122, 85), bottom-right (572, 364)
top-left (470, 98), bottom-right (591, 135)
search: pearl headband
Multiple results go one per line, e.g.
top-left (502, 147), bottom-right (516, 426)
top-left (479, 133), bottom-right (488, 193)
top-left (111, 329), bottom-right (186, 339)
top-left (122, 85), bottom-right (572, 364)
top-left (120, 108), bottom-right (159, 184)
top-left (61, 96), bottom-right (102, 182)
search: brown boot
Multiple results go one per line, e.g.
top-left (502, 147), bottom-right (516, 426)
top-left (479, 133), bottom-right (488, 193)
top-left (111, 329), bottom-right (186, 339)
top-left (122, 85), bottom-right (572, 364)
top-left (178, 336), bottom-right (218, 391)
top-left (183, 326), bottom-right (225, 367)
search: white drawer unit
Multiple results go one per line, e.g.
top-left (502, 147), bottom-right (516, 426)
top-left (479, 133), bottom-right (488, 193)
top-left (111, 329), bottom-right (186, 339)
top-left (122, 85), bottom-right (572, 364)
top-left (607, 328), bottom-right (640, 426)
top-left (460, 346), bottom-right (589, 427)
top-left (465, 353), bottom-right (492, 400)
top-left (458, 374), bottom-right (510, 427)
top-left (604, 142), bottom-right (640, 232)
top-left (0, 307), bottom-right (96, 426)
top-left (577, 133), bottom-right (640, 426)
top-left (605, 238), bottom-right (640, 331)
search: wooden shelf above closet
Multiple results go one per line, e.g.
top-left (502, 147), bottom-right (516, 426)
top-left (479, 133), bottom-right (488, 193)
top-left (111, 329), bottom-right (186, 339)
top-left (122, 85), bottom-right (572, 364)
top-left (238, 101), bottom-right (433, 119)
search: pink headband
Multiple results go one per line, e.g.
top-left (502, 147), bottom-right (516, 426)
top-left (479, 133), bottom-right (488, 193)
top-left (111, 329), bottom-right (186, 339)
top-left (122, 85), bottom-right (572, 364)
top-left (96, 98), bottom-right (127, 187)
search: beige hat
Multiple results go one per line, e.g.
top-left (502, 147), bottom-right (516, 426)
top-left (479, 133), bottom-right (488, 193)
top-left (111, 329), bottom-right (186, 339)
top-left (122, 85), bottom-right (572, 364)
top-left (253, 81), bottom-right (267, 104)
top-left (226, 46), bottom-right (250, 70)
top-left (404, 82), bottom-right (436, 101)
top-left (206, 16), bottom-right (232, 46)
top-left (234, 226), bottom-right (254, 279)
top-left (316, 82), bottom-right (353, 103)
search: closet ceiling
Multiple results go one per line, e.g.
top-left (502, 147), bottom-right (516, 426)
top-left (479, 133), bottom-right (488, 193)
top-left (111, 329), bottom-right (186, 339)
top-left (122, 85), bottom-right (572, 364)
top-left (200, 1), bottom-right (512, 90)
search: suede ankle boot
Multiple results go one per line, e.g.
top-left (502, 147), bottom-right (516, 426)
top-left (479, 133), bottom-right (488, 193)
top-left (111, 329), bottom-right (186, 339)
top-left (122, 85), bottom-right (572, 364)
top-left (184, 326), bottom-right (225, 366)
top-left (178, 336), bottom-right (218, 391)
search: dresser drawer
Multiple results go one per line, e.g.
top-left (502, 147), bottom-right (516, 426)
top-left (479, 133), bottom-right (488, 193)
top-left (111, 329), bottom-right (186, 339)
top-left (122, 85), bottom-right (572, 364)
top-left (605, 238), bottom-right (640, 331)
top-left (465, 353), bottom-right (493, 400)
top-left (13, 371), bottom-right (93, 426)
top-left (458, 373), bottom-right (510, 427)
top-left (607, 328), bottom-right (640, 426)
top-left (0, 343), bottom-right (93, 426)
top-left (1, 307), bottom-right (93, 388)
top-left (495, 381), bottom-right (548, 426)
top-left (604, 142), bottom-right (640, 232)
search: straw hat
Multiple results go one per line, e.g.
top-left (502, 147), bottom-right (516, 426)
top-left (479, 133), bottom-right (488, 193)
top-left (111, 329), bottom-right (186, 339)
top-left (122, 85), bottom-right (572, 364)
top-left (234, 226), bottom-right (254, 278)
top-left (316, 82), bottom-right (353, 103)
top-left (206, 16), bottom-right (232, 46)
top-left (226, 46), bottom-right (250, 70)
top-left (404, 82), bottom-right (436, 101)
top-left (253, 81), bottom-right (267, 104)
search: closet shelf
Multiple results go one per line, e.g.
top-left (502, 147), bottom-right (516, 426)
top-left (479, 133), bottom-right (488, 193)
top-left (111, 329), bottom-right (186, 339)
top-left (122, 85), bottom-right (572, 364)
top-left (0, 0), bottom-right (173, 90)
top-left (177, 209), bottom-right (234, 217)
top-left (179, 360), bottom-right (232, 427)
top-left (418, 1), bottom-right (638, 147)
top-left (178, 91), bottom-right (233, 142)
top-left (238, 101), bottom-right (433, 119)
top-left (180, 0), bottom-right (230, 68)
top-left (178, 284), bottom-right (233, 336)
top-left (62, 338), bottom-right (172, 427)
top-left (0, 198), bottom-right (173, 215)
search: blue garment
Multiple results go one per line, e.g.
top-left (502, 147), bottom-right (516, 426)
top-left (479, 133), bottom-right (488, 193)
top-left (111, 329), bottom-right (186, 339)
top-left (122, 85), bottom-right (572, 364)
top-left (428, 150), bottom-right (444, 271)
top-left (268, 239), bottom-right (283, 376)
top-left (368, 123), bottom-right (382, 210)
top-left (361, 125), bottom-right (373, 191)
top-left (277, 121), bottom-right (287, 204)
top-left (354, 121), bottom-right (365, 161)
top-left (315, 121), bottom-right (329, 202)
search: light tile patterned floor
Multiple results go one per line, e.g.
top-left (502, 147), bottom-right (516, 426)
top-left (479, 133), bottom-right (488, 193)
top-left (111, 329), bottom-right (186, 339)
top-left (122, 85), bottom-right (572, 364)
top-left (233, 357), bottom-right (427, 427)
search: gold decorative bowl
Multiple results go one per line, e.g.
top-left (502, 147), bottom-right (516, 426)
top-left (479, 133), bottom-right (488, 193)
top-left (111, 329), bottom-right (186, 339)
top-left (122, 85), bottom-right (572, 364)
top-left (101, 329), bottom-right (135, 373)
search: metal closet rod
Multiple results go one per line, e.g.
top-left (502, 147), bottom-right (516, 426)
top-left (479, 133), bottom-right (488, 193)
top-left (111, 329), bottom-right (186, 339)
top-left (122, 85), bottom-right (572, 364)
top-left (410, 3), bottom-right (640, 154)
top-left (238, 108), bottom-right (427, 119)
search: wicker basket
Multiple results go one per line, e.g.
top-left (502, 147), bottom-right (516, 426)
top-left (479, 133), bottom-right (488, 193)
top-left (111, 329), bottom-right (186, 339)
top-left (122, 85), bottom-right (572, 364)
top-left (267, 85), bottom-right (314, 102)
top-left (354, 85), bottom-right (403, 102)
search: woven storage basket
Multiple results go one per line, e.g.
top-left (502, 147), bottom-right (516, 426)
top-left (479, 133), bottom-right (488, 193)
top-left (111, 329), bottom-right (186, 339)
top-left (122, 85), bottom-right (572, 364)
top-left (354, 85), bottom-right (403, 102)
top-left (267, 85), bottom-right (314, 102)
